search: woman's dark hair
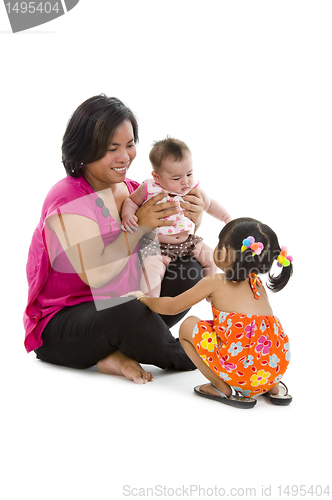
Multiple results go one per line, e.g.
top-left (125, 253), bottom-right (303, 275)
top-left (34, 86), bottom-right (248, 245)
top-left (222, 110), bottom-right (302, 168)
top-left (62, 95), bottom-right (139, 177)
top-left (218, 217), bottom-right (293, 292)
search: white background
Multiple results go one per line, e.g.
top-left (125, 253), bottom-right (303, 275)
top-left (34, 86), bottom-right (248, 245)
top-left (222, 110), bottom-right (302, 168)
top-left (1, 1), bottom-right (331, 499)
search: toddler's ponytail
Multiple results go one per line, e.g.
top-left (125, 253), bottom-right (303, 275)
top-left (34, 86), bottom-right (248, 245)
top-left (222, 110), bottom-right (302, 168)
top-left (268, 262), bottom-right (293, 292)
top-left (267, 247), bottom-right (293, 292)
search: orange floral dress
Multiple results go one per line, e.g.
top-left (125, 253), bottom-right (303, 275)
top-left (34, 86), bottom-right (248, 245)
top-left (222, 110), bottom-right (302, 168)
top-left (192, 275), bottom-right (290, 397)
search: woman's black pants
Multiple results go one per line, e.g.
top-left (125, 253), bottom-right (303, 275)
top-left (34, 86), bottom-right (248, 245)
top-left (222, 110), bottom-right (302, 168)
top-left (35, 257), bottom-right (203, 371)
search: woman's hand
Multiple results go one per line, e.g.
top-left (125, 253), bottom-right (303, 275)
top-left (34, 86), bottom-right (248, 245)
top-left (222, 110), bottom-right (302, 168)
top-left (180, 188), bottom-right (205, 229)
top-left (135, 192), bottom-right (181, 230)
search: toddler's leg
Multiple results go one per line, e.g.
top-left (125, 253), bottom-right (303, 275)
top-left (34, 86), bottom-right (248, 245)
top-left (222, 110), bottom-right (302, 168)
top-left (270, 384), bottom-right (280, 394)
top-left (140, 254), bottom-right (172, 298)
top-left (192, 241), bottom-right (218, 276)
top-left (179, 316), bottom-right (232, 397)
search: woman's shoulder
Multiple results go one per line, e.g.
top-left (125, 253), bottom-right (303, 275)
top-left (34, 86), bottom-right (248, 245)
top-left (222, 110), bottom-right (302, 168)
top-left (124, 177), bottom-right (140, 194)
top-left (41, 175), bottom-right (94, 220)
top-left (44, 175), bottom-right (91, 203)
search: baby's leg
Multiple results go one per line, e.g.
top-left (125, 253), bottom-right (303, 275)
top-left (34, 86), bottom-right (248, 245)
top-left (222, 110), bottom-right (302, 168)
top-left (179, 316), bottom-right (232, 397)
top-left (140, 254), bottom-right (172, 298)
top-left (192, 241), bottom-right (218, 276)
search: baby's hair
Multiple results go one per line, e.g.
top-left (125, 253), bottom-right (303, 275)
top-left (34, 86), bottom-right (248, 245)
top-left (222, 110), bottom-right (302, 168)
top-left (218, 217), bottom-right (293, 292)
top-left (149, 136), bottom-right (191, 171)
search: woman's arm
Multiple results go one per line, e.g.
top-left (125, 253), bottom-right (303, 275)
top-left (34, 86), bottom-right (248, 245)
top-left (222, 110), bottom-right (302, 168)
top-left (135, 275), bottom-right (220, 315)
top-left (48, 192), bottom-right (181, 288)
top-left (49, 213), bottom-right (143, 288)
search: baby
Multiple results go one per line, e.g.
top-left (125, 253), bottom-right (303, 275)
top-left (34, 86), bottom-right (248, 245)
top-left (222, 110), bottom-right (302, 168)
top-left (121, 137), bottom-right (232, 297)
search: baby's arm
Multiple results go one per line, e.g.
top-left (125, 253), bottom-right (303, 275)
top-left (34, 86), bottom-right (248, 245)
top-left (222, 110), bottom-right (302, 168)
top-left (121, 183), bottom-right (146, 232)
top-left (199, 187), bottom-right (232, 224)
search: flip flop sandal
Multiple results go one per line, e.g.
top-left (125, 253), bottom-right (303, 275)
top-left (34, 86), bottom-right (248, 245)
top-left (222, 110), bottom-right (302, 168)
top-left (194, 383), bottom-right (257, 409)
top-left (262, 381), bottom-right (292, 406)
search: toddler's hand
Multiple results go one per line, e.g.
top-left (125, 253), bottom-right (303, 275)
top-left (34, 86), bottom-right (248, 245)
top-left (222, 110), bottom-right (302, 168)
top-left (121, 215), bottom-right (139, 233)
top-left (121, 290), bottom-right (145, 299)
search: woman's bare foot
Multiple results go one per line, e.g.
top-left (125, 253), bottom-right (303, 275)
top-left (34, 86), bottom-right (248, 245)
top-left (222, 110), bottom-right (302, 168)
top-left (96, 350), bottom-right (153, 384)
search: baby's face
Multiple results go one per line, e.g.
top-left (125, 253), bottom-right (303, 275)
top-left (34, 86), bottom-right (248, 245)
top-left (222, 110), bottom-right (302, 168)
top-left (152, 153), bottom-right (195, 195)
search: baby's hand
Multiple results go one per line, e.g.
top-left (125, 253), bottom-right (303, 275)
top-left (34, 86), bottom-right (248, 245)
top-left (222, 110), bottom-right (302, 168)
top-left (121, 214), bottom-right (138, 233)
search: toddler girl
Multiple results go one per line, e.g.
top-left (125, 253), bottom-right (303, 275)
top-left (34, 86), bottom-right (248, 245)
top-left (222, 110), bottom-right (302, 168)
top-left (130, 217), bottom-right (293, 409)
top-left (121, 137), bottom-right (232, 297)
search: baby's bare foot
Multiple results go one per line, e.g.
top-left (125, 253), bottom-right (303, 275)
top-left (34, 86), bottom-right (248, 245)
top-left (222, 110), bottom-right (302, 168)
top-left (97, 351), bottom-right (153, 384)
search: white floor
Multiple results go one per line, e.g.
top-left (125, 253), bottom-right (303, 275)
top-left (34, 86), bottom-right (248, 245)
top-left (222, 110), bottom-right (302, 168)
top-left (2, 290), bottom-right (331, 499)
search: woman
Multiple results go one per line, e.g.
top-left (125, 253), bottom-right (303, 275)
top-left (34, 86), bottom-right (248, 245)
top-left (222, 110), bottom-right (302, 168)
top-left (24, 95), bottom-right (205, 384)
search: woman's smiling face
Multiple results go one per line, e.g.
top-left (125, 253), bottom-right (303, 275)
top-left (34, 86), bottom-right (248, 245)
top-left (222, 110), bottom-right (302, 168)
top-left (83, 120), bottom-right (137, 191)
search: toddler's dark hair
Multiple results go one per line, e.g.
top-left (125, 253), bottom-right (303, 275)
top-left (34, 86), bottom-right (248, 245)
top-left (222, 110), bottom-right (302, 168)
top-left (218, 217), bottom-right (293, 292)
top-left (149, 137), bottom-right (191, 171)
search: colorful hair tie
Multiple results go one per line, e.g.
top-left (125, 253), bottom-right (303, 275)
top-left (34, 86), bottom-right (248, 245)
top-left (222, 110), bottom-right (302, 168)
top-left (277, 246), bottom-right (293, 267)
top-left (241, 236), bottom-right (264, 256)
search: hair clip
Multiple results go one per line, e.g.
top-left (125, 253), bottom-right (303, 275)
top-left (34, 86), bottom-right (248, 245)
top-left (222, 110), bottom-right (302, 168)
top-left (241, 236), bottom-right (264, 256)
top-left (277, 246), bottom-right (293, 267)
